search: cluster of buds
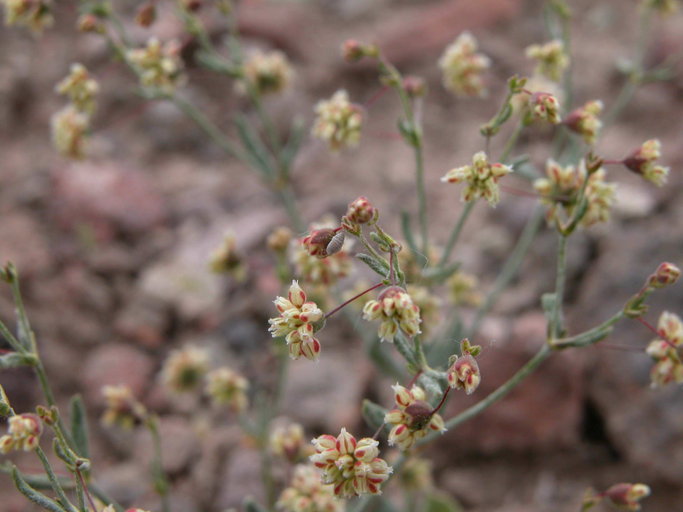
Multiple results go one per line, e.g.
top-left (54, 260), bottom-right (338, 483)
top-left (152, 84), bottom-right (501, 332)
top-left (238, 50), bottom-right (294, 96)
top-left (268, 280), bottom-right (324, 360)
top-left (0, 414), bottom-right (42, 453)
top-left (55, 63), bottom-right (99, 115)
top-left (622, 139), bottom-right (669, 187)
top-left (51, 106), bottom-right (90, 159)
top-left (205, 367), bottom-right (249, 413)
top-left (525, 40), bottom-right (569, 82)
top-left (438, 32), bottom-right (490, 97)
top-left (270, 422), bottom-right (310, 463)
top-left (1, 0), bottom-right (53, 32)
top-left (208, 232), bottom-right (245, 280)
top-left (342, 39), bottom-right (379, 62)
top-left (127, 38), bottom-right (184, 93)
top-left (447, 339), bottom-right (482, 395)
top-left (534, 159), bottom-right (616, 229)
top-left (645, 311), bottom-right (683, 388)
top-left (277, 464), bottom-right (344, 512)
top-left (583, 482), bottom-right (651, 511)
top-left (384, 384), bottom-right (446, 451)
top-left (564, 100), bottom-right (603, 145)
top-left (101, 385), bottom-right (147, 428)
top-left (448, 271), bottom-right (483, 307)
top-left (362, 286), bottom-right (421, 342)
top-left (342, 196), bottom-right (377, 232)
top-left (310, 428), bottom-right (392, 497)
top-left (312, 90), bottom-right (363, 150)
top-left (527, 91), bottom-right (562, 125)
top-left (647, 262), bottom-right (681, 289)
top-left (161, 345), bottom-right (210, 393)
top-left (441, 151), bottom-right (513, 207)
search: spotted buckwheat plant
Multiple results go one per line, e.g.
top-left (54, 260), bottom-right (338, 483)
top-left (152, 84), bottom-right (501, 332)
top-left (310, 428), bottom-right (392, 497)
top-left (447, 339), bottom-right (483, 395)
top-left (362, 286), bottom-right (422, 342)
top-left (269, 280), bottom-right (324, 360)
top-left (0, 414), bottom-right (42, 454)
top-left (101, 385), bottom-right (147, 429)
top-left (270, 421), bottom-right (310, 462)
top-left (438, 31), bottom-right (490, 97)
top-left (384, 384), bottom-right (446, 451)
top-left (441, 151), bottom-right (512, 206)
top-left (564, 100), bottom-right (603, 145)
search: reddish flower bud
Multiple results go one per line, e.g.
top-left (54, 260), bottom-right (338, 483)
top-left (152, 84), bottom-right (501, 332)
top-left (604, 483), bottom-right (650, 511)
top-left (346, 196), bottom-right (376, 224)
top-left (649, 262), bottom-right (680, 289)
top-left (302, 229), bottom-right (337, 258)
top-left (403, 76), bottom-right (427, 98)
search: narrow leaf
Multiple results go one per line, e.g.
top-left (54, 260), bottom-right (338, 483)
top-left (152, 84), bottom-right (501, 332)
top-left (69, 395), bottom-right (90, 459)
top-left (0, 352), bottom-right (37, 369)
top-left (12, 466), bottom-right (66, 512)
top-left (355, 253), bottom-right (390, 278)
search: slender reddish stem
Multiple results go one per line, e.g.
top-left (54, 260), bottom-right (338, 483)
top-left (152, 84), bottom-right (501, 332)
top-left (637, 316), bottom-right (677, 349)
top-left (76, 467), bottom-right (98, 512)
top-left (364, 85), bottom-right (390, 109)
top-left (407, 370), bottom-right (423, 389)
top-left (324, 282), bottom-right (383, 320)
top-left (430, 386), bottom-right (451, 415)
top-left (372, 422), bottom-right (386, 440)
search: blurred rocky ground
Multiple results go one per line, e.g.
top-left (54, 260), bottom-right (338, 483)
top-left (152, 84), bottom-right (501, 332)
top-left (1, 0), bottom-right (682, 511)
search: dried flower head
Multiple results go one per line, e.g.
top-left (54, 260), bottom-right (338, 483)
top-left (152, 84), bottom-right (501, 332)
top-left (56, 63), bottom-right (99, 115)
top-left (101, 385), bottom-right (146, 429)
top-left (292, 244), bottom-right (352, 286)
top-left (127, 38), bottom-right (184, 93)
top-left (604, 483), bottom-right (651, 511)
top-left (362, 286), bottom-right (422, 342)
top-left (528, 91), bottom-right (561, 125)
top-left (310, 428), bottom-right (392, 497)
top-left (534, 159), bottom-right (616, 228)
top-left (441, 151), bottom-right (512, 207)
top-left (277, 464), bottom-right (344, 512)
top-left (269, 280), bottom-right (324, 361)
top-left (312, 90), bottom-right (363, 150)
top-left (51, 105), bottom-right (90, 159)
top-left (239, 50), bottom-right (293, 96)
top-left (270, 422), bottom-right (310, 462)
top-left (161, 345), bottom-right (210, 393)
top-left (268, 226), bottom-right (293, 253)
top-left (564, 100), bottom-right (603, 145)
top-left (438, 31), bottom-right (490, 97)
top-left (205, 367), bottom-right (248, 412)
top-left (385, 384), bottom-right (446, 451)
top-left (646, 311), bottom-right (683, 388)
top-left (209, 232), bottom-right (245, 279)
top-left (0, 413), bottom-right (42, 454)
top-left (448, 271), bottom-right (483, 307)
top-left (525, 40), bottom-right (569, 82)
top-left (623, 139), bottom-right (669, 187)
top-left (1, 0), bottom-right (53, 32)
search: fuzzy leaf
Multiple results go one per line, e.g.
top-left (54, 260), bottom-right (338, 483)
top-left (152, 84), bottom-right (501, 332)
top-left (11, 466), bottom-right (66, 512)
top-left (69, 395), bottom-right (90, 459)
top-left (355, 253), bottom-right (390, 278)
top-left (362, 399), bottom-right (389, 431)
top-left (0, 352), bottom-right (36, 369)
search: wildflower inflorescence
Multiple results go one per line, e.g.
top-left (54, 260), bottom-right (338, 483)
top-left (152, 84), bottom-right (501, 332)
top-left (525, 40), bottom-right (569, 82)
top-left (441, 151), bottom-right (512, 207)
top-left (161, 345), bottom-right (210, 393)
top-left (269, 280), bottom-right (324, 360)
top-left (564, 100), bottom-right (603, 145)
top-left (239, 50), bottom-right (293, 96)
top-left (312, 90), bottom-right (363, 150)
top-left (277, 464), bottom-right (344, 512)
top-left (127, 38), bottom-right (184, 93)
top-left (439, 32), bottom-right (490, 97)
top-left (384, 384), bottom-right (446, 451)
top-left (205, 367), bottom-right (249, 412)
top-left (622, 139), bottom-right (669, 187)
top-left (645, 311), bottom-right (683, 388)
top-left (362, 286), bottom-right (421, 342)
top-left (1, 0), bottom-right (53, 32)
top-left (101, 385), bottom-right (147, 428)
top-left (447, 339), bottom-right (482, 395)
top-left (0, 414), bottom-right (42, 454)
top-left (310, 428), bottom-right (392, 497)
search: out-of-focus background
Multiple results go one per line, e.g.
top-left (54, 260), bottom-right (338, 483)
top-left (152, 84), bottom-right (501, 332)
top-left (1, 0), bottom-right (682, 510)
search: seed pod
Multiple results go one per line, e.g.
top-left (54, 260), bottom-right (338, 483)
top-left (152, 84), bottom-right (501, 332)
top-left (326, 231), bottom-right (345, 256)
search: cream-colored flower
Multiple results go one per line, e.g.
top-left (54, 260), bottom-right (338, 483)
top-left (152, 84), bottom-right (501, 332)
top-left (646, 311), bottom-right (683, 388)
top-left (362, 286), bottom-right (421, 342)
top-left (441, 151), bottom-right (512, 207)
top-left (406, 285), bottom-right (441, 337)
top-left (312, 90), bottom-right (363, 150)
top-left (209, 232), bottom-right (245, 280)
top-left (56, 63), bottom-right (99, 115)
top-left (439, 32), bottom-right (490, 97)
top-left (51, 105), bottom-right (89, 159)
top-left (525, 40), bottom-right (569, 82)
top-left (623, 139), bottom-right (669, 187)
top-left (205, 367), bottom-right (248, 412)
top-left (239, 50), bottom-right (293, 96)
top-left (384, 385), bottom-right (446, 451)
top-left (277, 464), bottom-right (344, 512)
top-left (161, 345), bottom-right (210, 393)
top-left (564, 100), bottom-right (603, 145)
top-left (310, 428), bottom-right (392, 498)
top-left (268, 281), bottom-right (324, 360)
top-left (101, 385), bottom-right (147, 429)
top-left (127, 38), bottom-right (184, 92)
top-left (448, 271), bottom-right (482, 307)
top-left (0, 414), bottom-right (42, 454)
top-left (270, 422), bottom-right (310, 462)
top-left (1, 0), bottom-right (53, 32)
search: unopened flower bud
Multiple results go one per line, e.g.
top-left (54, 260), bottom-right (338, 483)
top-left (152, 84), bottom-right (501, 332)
top-left (342, 40), bottom-right (375, 62)
top-left (135, 3), bottom-right (156, 27)
top-left (302, 228), bottom-right (337, 259)
top-left (604, 483), bottom-right (651, 511)
top-left (346, 196), bottom-right (376, 224)
top-left (529, 91), bottom-right (561, 124)
top-left (403, 76), bottom-right (427, 98)
top-left (648, 262), bottom-right (680, 288)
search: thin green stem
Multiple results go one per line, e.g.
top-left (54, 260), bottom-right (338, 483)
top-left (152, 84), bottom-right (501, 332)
top-left (551, 311), bottom-right (624, 349)
top-left (439, 202), bottom-right (475, 267)
top-left (550, 235), bottom-right (568, 338)
top-left (146, 417), bottom-right (170, 512)
top-left (468, 205), bottom-right (544, 338)
top-left (499, 121), bottom-right (524, 164)
top-left (421, 343), bottom-right (551, 443)
top-left (414, 143), bottom-right (429, 257)
top-left (275, 183), bottom-right (305, 233)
